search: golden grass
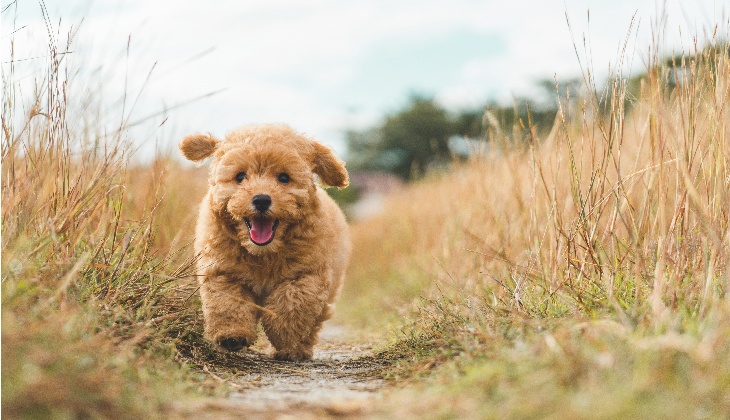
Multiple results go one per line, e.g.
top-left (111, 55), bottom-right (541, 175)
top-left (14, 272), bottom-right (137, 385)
top-left (346, 44), bottom-right (730, 323)
top-left (340, 43), bottom-right (730, 416)
top-left (0, 25), bottom-right (215, 414)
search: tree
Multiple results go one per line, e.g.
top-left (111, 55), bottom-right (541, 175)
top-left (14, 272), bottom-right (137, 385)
top-left (362, 96), bottom-right (453, 180)
top-left (345, 89), bottom-right (562, 180)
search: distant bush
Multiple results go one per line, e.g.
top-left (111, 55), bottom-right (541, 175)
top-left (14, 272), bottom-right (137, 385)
top-left (345, 91), bottom-right (562, 181)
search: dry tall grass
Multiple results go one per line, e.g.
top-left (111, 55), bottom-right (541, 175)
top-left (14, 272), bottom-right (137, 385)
top-left (0, 19), bottom-right (213, 416)
top-left (342, 42), bottom-right (730, 416)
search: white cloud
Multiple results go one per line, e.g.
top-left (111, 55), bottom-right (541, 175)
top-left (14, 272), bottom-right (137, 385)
top-left (3, 0), bottom-right (727, 158)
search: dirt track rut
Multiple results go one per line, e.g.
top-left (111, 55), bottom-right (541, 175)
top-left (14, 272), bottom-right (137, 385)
top-left (183, 324), bottom-right (386, 418)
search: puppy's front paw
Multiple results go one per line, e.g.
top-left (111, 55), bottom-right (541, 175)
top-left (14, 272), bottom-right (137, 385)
top-left (217, 336), bottom-right (249, 352)
top-left (273, 347), bottom-right (313, 362)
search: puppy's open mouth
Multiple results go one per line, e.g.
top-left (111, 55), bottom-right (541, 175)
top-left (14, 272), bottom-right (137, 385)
top-left (244, 216), bottom-right (279, 246)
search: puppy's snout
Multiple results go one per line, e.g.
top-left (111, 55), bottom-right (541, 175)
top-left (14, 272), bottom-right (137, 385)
top-left (252, 194), bottom-right (272, 212)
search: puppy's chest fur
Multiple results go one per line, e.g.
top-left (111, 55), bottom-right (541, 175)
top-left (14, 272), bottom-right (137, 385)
top-left (201, 214), bottom-right (327, 301)
top-left (234, 250), bottom-right (318, 299)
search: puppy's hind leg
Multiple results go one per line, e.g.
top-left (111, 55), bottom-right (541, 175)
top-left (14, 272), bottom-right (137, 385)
top-left (200, 277), bottom-right (259, 352)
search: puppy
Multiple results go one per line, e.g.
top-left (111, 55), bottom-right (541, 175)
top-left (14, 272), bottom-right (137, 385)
top-left (179, 124), bottom-right (351, 361)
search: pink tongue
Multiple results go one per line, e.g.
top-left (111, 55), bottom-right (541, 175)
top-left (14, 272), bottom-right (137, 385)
top-left (250, 218), bottom-right (275, 244)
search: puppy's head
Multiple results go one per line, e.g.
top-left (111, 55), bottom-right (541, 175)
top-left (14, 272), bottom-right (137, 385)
top-left (180, 124), bottom-right (348, 253)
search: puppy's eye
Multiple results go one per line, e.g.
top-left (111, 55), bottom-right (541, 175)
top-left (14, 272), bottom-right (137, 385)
top-left (277, 173), bottom-right (290, 184)
top-left (235, 172), bottom-right (246, 183)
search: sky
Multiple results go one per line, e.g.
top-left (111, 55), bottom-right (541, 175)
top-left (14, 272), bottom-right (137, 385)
top-left (2, 0), bottom-right (728, 158)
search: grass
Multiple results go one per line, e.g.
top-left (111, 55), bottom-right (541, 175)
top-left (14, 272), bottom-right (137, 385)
top-left (340, 36), bottom-right (730, 417)
top-left (0, 16), bottom-right (218, 416)
top-left (3, 8), bottom-right (730, 419)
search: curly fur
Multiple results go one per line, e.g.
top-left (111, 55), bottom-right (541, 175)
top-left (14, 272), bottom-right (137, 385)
top-left (180, 124), bottom-right (351, 361)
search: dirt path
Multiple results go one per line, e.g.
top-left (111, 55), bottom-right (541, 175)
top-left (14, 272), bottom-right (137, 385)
top-left (179, 324), bottom-right (386, 418)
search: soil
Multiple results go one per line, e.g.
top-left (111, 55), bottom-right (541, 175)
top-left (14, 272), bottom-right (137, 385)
top-left (176, 324), bottom-right (387, 419)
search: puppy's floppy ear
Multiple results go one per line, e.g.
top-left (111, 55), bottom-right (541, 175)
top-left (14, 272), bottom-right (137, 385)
top-left (311, 141), bottom-right (349, 188)
top-left (179, 133), bottom-right (220, 161)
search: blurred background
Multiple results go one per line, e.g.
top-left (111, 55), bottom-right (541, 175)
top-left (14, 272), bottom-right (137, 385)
top-left (4, 0), bottom-right (723, 159)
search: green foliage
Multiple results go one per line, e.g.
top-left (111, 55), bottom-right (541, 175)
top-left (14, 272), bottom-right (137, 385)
top-left (346, 91), bottom-right (563, 181)
top-left (347, 96), bottom-right (457, 180)
top-left (325, 184), bottom-right (362, 220)
top-left (325, 184), bottom-right (361, 207)
top-left (380, 96), bottom-right (453, 179)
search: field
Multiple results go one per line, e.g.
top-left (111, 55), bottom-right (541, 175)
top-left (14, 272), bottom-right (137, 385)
top-left (3, 17), bottom-right (730, 420)
top-left (343, 43), bottom-right (730, 417)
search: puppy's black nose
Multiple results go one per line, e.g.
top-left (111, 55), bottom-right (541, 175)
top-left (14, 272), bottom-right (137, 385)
top-left (252, 194), bottom-right (272, 212)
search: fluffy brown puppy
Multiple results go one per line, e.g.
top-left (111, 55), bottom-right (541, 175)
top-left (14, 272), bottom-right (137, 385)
top-left (179, 124), bottom-right (351, 361)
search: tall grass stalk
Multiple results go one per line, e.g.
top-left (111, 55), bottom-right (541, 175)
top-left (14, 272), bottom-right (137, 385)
top-left (1, 14), bottom-right (207, 418)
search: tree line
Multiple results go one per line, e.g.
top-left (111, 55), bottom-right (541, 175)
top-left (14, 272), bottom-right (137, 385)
top-left (345, 43), bottom-right (728, 181)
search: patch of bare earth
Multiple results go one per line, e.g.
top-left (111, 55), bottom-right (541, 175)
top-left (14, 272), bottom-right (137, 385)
top-left (175, 324), bottom-right (386, 419)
